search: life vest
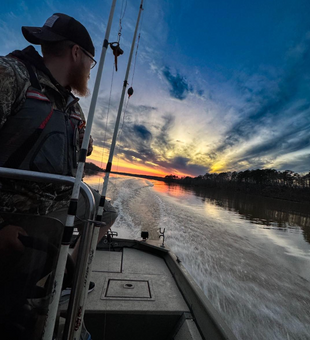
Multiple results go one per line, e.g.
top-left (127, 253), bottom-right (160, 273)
top-left (0, 55), bottom-right (82, 176)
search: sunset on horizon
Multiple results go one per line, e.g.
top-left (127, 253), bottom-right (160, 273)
top-left (1, 0), bottom-right (310, 178)
top-left (1, 3), bottom-right (310, 338)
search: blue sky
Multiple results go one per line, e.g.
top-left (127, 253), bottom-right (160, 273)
top-left (1, 0), bottom-right (310, 176)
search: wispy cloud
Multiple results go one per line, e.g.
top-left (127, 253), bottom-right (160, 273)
top-left (274, 152), bottom-right (310, 173)
top-left (207, 32), bottom-right (310, 172)
top-left (0, 18), bottom-right (25, 53)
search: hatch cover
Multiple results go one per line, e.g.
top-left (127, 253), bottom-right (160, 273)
top-left (101, 279), bottom-right (154, 301)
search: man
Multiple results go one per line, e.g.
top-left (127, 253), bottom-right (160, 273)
top-left (0, 13), bottom-right (117, 288)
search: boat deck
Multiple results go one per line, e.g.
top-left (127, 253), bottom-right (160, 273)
top-left (87, 247), bottom-right (189, 313)
top-left (82, 242), bottom-right (202, 340)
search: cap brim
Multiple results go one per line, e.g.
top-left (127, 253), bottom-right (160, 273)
top-left (22, 26), bottom-right (66, 44)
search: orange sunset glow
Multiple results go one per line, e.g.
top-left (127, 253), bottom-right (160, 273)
top-left (87, 145), bottom-right (192, 178)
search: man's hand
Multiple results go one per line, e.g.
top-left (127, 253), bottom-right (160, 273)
top-left (87, 135), bottom-right (94, 156)
top-left (79, 129), bottom-right (94, 156)
top-left (0, 225), bottom-right (28, 255)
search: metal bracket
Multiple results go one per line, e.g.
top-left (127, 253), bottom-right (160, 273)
top-left (159, 228), bottom-right (165, 248)
top-left (87, 220), bottom-right (106, 227)
top-left (103, 229), bottom-right (119, 244)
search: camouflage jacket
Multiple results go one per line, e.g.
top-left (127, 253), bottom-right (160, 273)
top-left (0, 46), bottom-right (85, 216)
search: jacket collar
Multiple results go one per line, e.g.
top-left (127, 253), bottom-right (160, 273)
top-left (10, 46), bottom-right (72, 98)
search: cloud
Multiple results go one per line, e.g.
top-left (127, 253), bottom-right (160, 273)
top-left (168, 156), bottom-right (209, 176)
top-left (208, 32), bottom-right (310, 173)
top-left (275, 153), bottom-right (310, 173)
top-left (133, 124), bottom-right (152, 141)
top-left (0, 19), bottom-right (25, 54)
top-left (153, 114), bottom-right (175, 151)
top-left (243, 120), bottom-right (310, 161)
top-left (20, 1), bottom-right (28, 12)
top-left (162, 66), bottom-right (193, 100)
top-left (113, 111), bottom-right (210, 176)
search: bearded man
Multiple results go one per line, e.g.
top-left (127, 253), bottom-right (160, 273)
top-left (0, 14), bottom-right (117, 293)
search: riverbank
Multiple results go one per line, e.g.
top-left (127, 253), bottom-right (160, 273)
top-left (164, 179), bottom-right (310, 203)
top-left (85, 164), bottom-right (310, 203)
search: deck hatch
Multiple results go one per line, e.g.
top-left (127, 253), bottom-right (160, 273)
top-left (101, 279), bottom-right (154, 300)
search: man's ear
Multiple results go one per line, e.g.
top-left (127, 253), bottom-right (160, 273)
top-left (71, 44), bottom-right (80, 62)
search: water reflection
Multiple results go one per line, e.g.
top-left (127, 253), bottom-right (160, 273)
top-left (163, 183), bottom-right (310, 244)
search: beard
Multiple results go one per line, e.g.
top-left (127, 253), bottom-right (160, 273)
top-left (68, 62), bottom-right (90, 97)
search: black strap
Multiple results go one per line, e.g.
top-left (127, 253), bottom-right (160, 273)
top-left (23, 60), bottom-right (42, 90)
top-left (3, 129), bottom-right (42, 168)
top-left (9, 50), bottom-right (41, 90)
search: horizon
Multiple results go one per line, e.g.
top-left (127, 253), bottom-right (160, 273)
top-left (86, 160), bottom-right (310, 178)
top-left (1, 1), bottom-right (310, 177)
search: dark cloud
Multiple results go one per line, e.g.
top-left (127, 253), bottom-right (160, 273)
top-left (91, 100), bottom-right (158, 148)
top-left (162, 67), bottom-right (193, 100)
top-left (197, 89), bottom-right (204, 97)
top-left (117, 113), bottom-right (175, 163)
top-left (133, 125), bottom-right (152, 141)
top-left (168, 156), bottom-right (209, 176)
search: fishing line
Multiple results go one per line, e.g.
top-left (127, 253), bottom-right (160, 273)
top-left (113, 80), bottom-right (135, 176)
top-left (118, 2), bottom-right (145, 134)
top-left (114, 20), bottom-right (146, 178)
top-left (98, 63), bottom-right (116, 194)
top-left (101, 0), bottom-right (130, 176)
top-left (100, 64), bottom-right (116, 170)
top-left (114, 9), bottom-right (144, 170)
top-left (99, 0), bottom-right (145, 248)
top-left (118, 0), bottom-right (127, 43)
top-left (130, 4), bottom-right (144, 88)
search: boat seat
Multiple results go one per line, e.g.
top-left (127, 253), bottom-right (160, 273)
top-left (0, 213), bottom-right (64, 340)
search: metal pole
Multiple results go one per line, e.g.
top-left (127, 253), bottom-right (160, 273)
top-left (99, 0), bottom-right (144, 215)
top-left (70, 1), bottom-right (145, 338)
top-left (64, 0), bottom-right (119, 338)
top-left (43, 1), bottom-right (118, 339)
top-left (89, 0), bottom-right (145, 270)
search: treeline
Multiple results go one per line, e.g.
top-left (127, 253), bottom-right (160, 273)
top-left (84, 162), bottom-right (104, 174)
top-left (164, 169), bottom-right (310, 202)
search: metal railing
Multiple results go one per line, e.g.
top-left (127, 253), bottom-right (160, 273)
top-left (0, 167), bottom-right (96, 339)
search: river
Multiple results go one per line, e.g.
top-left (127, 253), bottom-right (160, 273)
top-left (85, 174), bottom-right (310, 340)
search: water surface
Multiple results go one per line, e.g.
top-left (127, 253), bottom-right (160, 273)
top-left (85, 174), bottom-right (310, 340)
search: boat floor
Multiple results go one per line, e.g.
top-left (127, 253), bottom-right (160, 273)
top-left (64, 241), bottom-right (203, 340)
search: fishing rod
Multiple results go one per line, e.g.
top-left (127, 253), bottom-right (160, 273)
top-left (42, 1), bottom-right (118, 339)
top-left (68, 1), bottom-right (145, 338)
top-left (100, 0), bottom-right (144, 221)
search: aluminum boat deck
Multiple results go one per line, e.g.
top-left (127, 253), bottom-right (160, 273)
top-left (67, 239), bottom-right (204, 340)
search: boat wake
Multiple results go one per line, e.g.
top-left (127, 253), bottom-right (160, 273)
top-left (87, 175), bottom-right (310, 340)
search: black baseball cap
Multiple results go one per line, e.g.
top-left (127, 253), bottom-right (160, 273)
top-left (22, 13), bottom-right (95, 56)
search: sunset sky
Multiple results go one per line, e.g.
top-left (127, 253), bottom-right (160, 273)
top-left (1, 0), bottom-right (310, 177)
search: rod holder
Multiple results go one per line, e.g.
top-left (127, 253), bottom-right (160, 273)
top-left (159, 228), bottom-right (165, 248)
